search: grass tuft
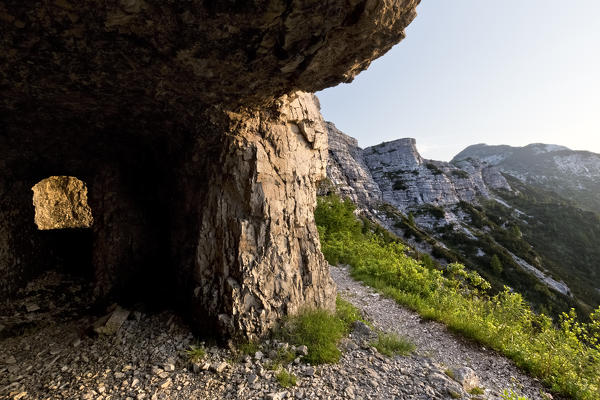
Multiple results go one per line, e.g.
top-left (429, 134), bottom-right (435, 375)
top-left (237, 341), bottom-right (260, 357)
top-left (469, 387), bottom-right (485, 395)
top-left (335, 296), bottom-right (366, 328)
top-left (276, 370), bottom-right (297, 388)
top-left (372, 331), bottom-right (415, 357)
top-left (500, 389), bottom-right (530, 400)
top-left (279, 308), bottom-right (346, 364)
top-left (185, 345), bottom-right (206, 363)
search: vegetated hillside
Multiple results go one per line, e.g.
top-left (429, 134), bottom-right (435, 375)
top-left (453, 143), bottom-right (600, 214)
top-left (378, 198), bottom-right (582, 319)
top-left (324, 124), bottom-right (599, 319)
top-left (315, 194), bottom-right (600, 400)
top-left (479, 175), bottom-right (600, 315)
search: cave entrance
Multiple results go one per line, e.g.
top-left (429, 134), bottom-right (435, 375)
top-left (31, 176), bottom-right (94, 279)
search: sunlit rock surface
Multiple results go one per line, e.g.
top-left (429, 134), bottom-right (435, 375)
top-left (32, 176), bottom-right (93, 230)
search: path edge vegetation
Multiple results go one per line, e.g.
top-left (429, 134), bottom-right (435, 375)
top-left (314, 194), bottom-right (600, 400)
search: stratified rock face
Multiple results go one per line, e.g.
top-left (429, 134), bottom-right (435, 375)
top-left (0, 0), bottom-right (421, 337)
top-left (322, 126), bottom-right (511, 214)
top-left (325, 122), bottom-right (382, 206)
top-left (31, 176), bottom-right (94, 230)
top-left (362, 139), bottom-right (511, 211)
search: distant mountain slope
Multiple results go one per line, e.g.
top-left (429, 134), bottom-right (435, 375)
top-left (452, 143), bottom-right (600, 214)
top-left (323, 126), bottom-right (599, 317)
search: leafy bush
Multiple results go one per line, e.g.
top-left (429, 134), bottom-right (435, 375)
top-left (315, 194), bottom-right (600, 400)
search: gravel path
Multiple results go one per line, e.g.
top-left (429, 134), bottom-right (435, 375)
top-left (330, 265), bottom-right (558, 400)
top-left (1, 268), bottom-right (560, 400)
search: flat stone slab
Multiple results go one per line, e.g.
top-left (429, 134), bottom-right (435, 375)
top-left (93, 306), bottom-right (130, 335)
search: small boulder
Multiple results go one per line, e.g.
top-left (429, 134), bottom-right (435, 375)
top-left (211, 362), bottom-right (228, 374)
top-left (247, 373), bottom-right (259, 384)
top-left (451, 366), bottom-right (480, 392)
top-left (351, 321), bottom-right (376, 342)
top-left (265, 391), bottom-right (288, 400)
top-left (93, 306), bottom-right (130, 335)
top-left (297, 345), bottom-right (308, 356)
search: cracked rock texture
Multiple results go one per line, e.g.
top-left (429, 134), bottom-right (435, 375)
top-left (324, 127), bottom-right (511, 212)
top-left (1, 0), bottom-right (422, 336)
top-left (191, 93), bottom-right (336, 338)
top-left (0, 0), bottom-right (420, 112)
top-left (325, 122), bottom-right (382, 206)
top-left (363, 139), bottom-right (511, 211)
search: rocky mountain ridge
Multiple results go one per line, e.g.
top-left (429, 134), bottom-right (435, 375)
top-left (453, 143), bottom-right (600, 214)
top-left (324, 122), bottom-right (599, 316)
top-left (325, 122), bottom-right (511, 213)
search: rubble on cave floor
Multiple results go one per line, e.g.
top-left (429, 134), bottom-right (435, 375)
top-left (1, 267), bottom-right (558, 400)
top-left (0, 270), bottom-right (96, 340)
top-left (1, 269), bottom-right (490, 400)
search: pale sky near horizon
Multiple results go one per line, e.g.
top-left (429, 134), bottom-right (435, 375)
top-left (316, 1), bottom-right (600, 161)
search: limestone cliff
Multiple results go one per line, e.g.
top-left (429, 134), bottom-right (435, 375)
top-left (363, 139), bottom-right (511, 212)
top-left (325, 129), bottom-right (510, 213)
top-left (325, 122), bottom-right (382, 206)
top-left (0, 0), bottom-right (421, 338)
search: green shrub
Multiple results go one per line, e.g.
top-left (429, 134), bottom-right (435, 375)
top-left (372, 331), bottom-right (415, 357)
top-left (314, 194), bottom-right (600, 400)
top-left (275, 295), bottom-right (366, 366)
top-left (451, 169), bottom-right (470, 179)
top-left (237, 340), bottom-right (260, 356)
top-left (393, 180), bottom-right (407, 191)
top-left (490, 254), bottom-right (503, 275)
top-left (425, 163), bottom-right (444, 175)
top-left (415, 204), bottom-right (446, 220)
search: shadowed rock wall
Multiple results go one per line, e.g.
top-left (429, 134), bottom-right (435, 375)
top-left (0, 0), bottom-right (420, 336)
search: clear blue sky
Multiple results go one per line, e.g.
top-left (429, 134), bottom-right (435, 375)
top-left (317, 1), bottom-right (600, 161)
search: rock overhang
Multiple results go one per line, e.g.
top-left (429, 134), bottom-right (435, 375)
top-left (0, 0), bottom-right (421, 337)
top-left (1, 0), bottom-right (420, 120)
